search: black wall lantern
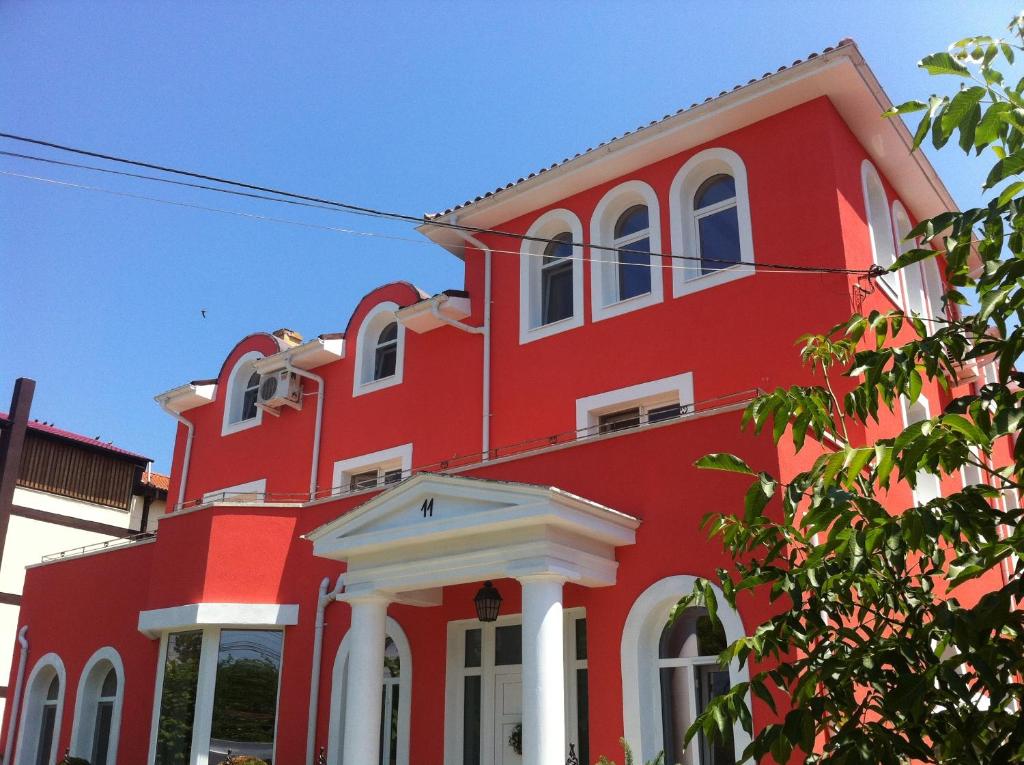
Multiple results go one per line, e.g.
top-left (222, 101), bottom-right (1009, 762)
top-left (474, 580), bottom-right (503, 622)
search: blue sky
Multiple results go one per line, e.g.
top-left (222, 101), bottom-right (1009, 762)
top-left (1, 1), bottom-right (1017, 470)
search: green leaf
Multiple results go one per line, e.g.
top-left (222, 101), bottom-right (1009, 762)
top-left (695, 453), bottom-right (755, 474)
top-left (920, 52), bottom-right (971, 76)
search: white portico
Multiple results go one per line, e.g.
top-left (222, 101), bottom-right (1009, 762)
top-left (305, 473), bottom-right (639, 765)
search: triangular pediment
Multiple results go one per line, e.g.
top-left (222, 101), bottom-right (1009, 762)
top-left (305, 472), bottom-right (639, 564)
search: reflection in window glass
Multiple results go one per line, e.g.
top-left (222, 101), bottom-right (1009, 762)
top-left (241, 371), bottom-right (260, 421)
top-left (693, 174), bottom-right (740, 275)
top-left (464, 628), bottom-right (482, 669)
top-left (374, 322), bottom-right (399, 380)
top-left (541, 232), bottom-right (574, 326)
top-left (209, 630), bottom-right (283, 765)
top-left (613, 205), bottom-right (652, 300)
top-left (380, 637), bottom-right (401, 765)
top-left (156, 630), bottom-right (203, 765)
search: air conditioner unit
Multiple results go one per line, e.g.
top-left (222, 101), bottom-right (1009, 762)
top-left (257, 369), bottom-right (301, 412)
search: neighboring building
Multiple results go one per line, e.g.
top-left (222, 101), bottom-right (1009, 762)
top-left (1, 40), bottom-right (1012, 765)
top-left (0, 382), bottom-right (168, 726)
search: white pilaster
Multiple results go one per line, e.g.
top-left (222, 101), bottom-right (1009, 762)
top-left (519, 575), bottom-right (567, 765)
top-left (342, 594), bottom-right (390, 765)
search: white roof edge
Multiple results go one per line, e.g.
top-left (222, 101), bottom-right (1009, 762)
top-left (154, 380), bottom-right (218, 413)
top-left (137, 602), bottom-right (300, 638)
top-left (417, 42), bottom-right (958, 257)
top-left (253, 335), bottom-right (346, 373)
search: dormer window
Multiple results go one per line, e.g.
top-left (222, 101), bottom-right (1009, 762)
top-left (354, 302), bottom-right (405, 396)
top-left (520, 209), bottom-right (584, 344)
top-left (222, 351), bottom-right (264, 435)
top-left (591, 180), bottom-right (664, 321)
top-left (374, 322), bottom-right (399, 380)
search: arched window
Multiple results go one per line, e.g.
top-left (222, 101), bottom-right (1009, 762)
top-left (520, 209), bottom-right (584, 343)
top-left (862, 161), bottom-right (902, 303)
top-left (71, 648), bottom-right (125, 765)
top-left (374, 322), bottom-right (399, 380)
top-left (15, 654), bottom-right (65, 765)
top-left (221, 351), bottom-right (264, 435)
top-left (590, 181), bottom-right (664, 321)
top-left (659, 608), bottom-right (733, 765)
top-left (670, 148), bottom-right (755, 298)
top-left (893, 202), bottom-right (945, 332)
top-left (328, 619), bottom-right (412, 765)
top-left (693, 175), bottom-right (740, 274)
top-left (541, 233), bottom-right (575, 326)
top-left (621, 576), bottom-right (748, 765)
top-left (355, 303), bottom-right (405, 395)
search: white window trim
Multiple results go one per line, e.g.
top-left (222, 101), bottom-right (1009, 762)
top-left (590, 180), bottom-right (664, 321)
top-left (354, 301), bottom-right (406, 396)
top-left (14, 652), bottom-right (66, 765)
top-left (575, 373), bottom-right (694, 434)
top-left (146, 625), bottom-right (287, 765)
top-left (70, 647), bottom-right (125, 765)
top-left (221, 351), bottom-right (265, 436)
top-left (669, 148), bottom-right (755, 298)
top-left (894, 200), bottom-right (945, 334)
top-left (862, 160), bottom-right (903, 306)
top-left (201, 478), bottom-right (267, 505)
top-left (620, 575), bottom-right (750, 765)
top-left (327, 616), bottom-right (413, 765)
top-left (899, 395), bottom-right (942, 505)
top-left (331, 443), bottom-right (413, 495)
top-left (519, 209), bottom-right (586, 344)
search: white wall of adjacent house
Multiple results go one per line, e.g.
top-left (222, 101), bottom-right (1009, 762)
top-left (0, 486), bottom-right (134, 722)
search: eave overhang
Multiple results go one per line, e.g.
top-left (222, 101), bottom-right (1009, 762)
top-left (154, 380), bottom-right (217, 414)
top-left (417, 41), bottom-right (958, 259)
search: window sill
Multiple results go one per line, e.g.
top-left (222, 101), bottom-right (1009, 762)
top-left (590, 288), bottom-right (663, 323)
top-left (519, 312), bottom-right (583, 345)
top-left (672, 262), bottom-right (753, 298)
top-left (220, 417), bottom-right (262, 437)
top-left (353, 374), bottom-right (403, 397)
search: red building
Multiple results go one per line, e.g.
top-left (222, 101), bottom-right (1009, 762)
top-left (2, 40), bottom-right (1005, 765)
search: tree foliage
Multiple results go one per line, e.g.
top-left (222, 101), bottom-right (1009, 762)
top-left (678, 16), bottom-right (1024, 764)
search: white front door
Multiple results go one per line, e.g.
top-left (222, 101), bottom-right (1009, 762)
top-left (493, 670), bottom-right (523, 765)
top-left (446, 611), bottom-right (588, 765)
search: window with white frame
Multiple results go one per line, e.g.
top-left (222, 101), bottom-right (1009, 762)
top-left (71, 648), bottom-right (125, 765)
top-left (670, 148), bottom-right (754, 298)
top-left (862, 161), bottom-right (902, 303)
top-left (355, 302), bottom-right (405, 395)
top-left (659, 607), bottom-right (734, 765)
top-left (519, 209), bottom-right (585, 344)
top-left (15, 654), bottom-right (65, 765)
top-left (590, 181), bottom-right (664, 321)
top-left (621, 576), bottom-right (747, 765)
top-left (576, 373), bottom-right (693, 436)
top-left (222, 351), bottom-right (264, 436)
top-left (152, 628), bottom-right (284, 765)
top-left (901, 397), bottom-right (942, 505)
top-left (332, 444), bottom-right (412, 495)
top-left (329, 618), bottom-right (413, 765)
top-left (893, 202), bottom-right (945, 332)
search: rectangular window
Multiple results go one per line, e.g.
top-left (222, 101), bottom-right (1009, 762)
top-left (350, 470), bottom-right (380, 491)
top-left (598, 408), bottom-right (642, 433)
top-left (542, 259), bottom-right (574, 325)
top-left (155, 630), bottom-right (203, 765)
top-left (698, 206), bottom-right (741, 275)
top-left (462, 675), bottom-right (482, 765)
top-left (618, 238), bottom-right (652, 300)
top-left (494, 625), bottom-right (522, 666)
top-left (92, 702), bottom-right (114, 764)
top-left (209, 629), bottom-right (283, 764)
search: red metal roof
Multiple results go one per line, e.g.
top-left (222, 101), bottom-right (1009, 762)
top-left (0, 411), bottom-right (152, 463)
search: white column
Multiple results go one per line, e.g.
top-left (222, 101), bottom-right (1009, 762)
top-left (519, 574), bottom-right (566, 765)
top-left (342, 594), bottom-right (389, 765)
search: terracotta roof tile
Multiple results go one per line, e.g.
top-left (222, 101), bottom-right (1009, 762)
top-left (0, 411), bottom-right (151, 462)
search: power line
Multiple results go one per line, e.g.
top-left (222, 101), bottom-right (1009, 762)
top-left (0, 131), bottom-right (870, 276)
top-left (0, 169), bottom-right (852, 277)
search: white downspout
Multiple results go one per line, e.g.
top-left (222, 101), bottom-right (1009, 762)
top-left (449, 225), bottom-right (493, 460)
top-left (157, 398), bottom-right (194, 510)
top-left (4, 625), bottom-right (28, 765)
top-left (284, 361), bottom-right (325, 501)
top-left (306, 575), bottom-right (345, 764)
